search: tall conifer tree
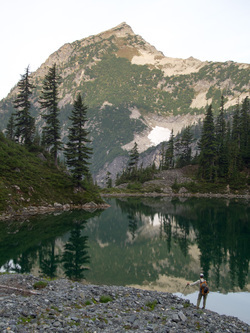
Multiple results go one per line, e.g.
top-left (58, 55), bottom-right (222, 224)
top-left (232, 101), bottom-right (241, 147)
top-left (239, 97), bottom-right (250, 167)
top-left (6, 113), bottom-right (16, 141)
top-left (176, 126), bottom-right (193, 167)
top-left (198, 105), bottom-right (216, 181)
top-left (128, 142), bottom-right (139, 173)
top-left (65, 94), bottom-right (92, 186)
top-left (164, 129), bottom-right (175, 169)
top-left (13, 66), bottom-right (35, 145)
top-left (215, 96), bottom-right (228, 177)
top-left (39, 63), bottom-right (62, 166)
top-left (228, 101), bottom-right (241, 176)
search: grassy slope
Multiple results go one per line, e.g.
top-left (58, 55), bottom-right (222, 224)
top-left (0, 133), bottom-right (102, 213)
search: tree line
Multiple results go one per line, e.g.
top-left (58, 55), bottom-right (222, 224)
top-left (198, 96), bottom-right (249, 182)
top-left (160, 95), bottom-right (249, 182)
top-left (115, 95), bottom-right (249, 187)
top-left (114, 142), bottom-right (157, 187)
top-left (5, 65), bottom-right (92, 188)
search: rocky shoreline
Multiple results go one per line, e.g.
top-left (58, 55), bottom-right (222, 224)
top-left (1, 167), bottom-right (248, 221)
top-left (0, 191), bottom-right (249, 221)
top-left (0, 274), bottom-right (249, 333)
top-left (0, 202), bottom-right (110, 221)
top-left (101, 191), bottom-right (250, 199)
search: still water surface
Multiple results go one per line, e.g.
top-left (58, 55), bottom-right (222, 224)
top-left (0, 197), bottom-right (249, 323)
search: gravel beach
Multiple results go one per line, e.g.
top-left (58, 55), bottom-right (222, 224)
top-left (0, 274), bottom-right (249, 333)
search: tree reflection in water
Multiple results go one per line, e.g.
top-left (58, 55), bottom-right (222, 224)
top-left (114, 197), bottom-right (249, 292)
top-left (0, 198), bottom-right (248, 293)
top-left (128, 212), bottom-right (138, 240)
top-left (39, 241), bottom-right (60, 278)
top-left (62, 220), bottom-right (90, 281)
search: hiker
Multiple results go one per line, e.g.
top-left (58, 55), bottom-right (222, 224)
top-left (186, 273), bottom-right (209, 309)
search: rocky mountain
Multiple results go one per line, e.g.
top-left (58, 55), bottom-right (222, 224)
top-left (0, 22), bottom-right (249, 185)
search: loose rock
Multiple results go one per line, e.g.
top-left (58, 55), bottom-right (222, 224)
top-left (0, 274), bottom-right (249, 332)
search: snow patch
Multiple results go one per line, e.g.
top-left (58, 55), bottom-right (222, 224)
top-left (148, 126), bottom-right (171, 145)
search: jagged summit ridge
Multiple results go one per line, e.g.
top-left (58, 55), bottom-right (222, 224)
top-left (6, 21), bottom-right (249, 108)
top-left (94, 22), bottom-right (135, 39)
top-left (29, 21), bottom-right (206, 89)
top-left (34, 22), bottom-right (140, 79)
top-left (92, 22), bottom-right (206, 76)
top-left (81, 21), bottom-right (164, 59)
top-left (30, 22), bottom-right (167, 95)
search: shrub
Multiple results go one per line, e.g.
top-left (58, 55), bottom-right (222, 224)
top-left (100, 295), bottom-right (113, 303)
top-left (146, 300), bottom-right (158, 310)
top-left (85, 299), bottom-right (92, 305)
top-left (171, 178), bottom-right (181, 193)
top-left (127, 182), bottom-right (142, 191)
top-left (33, 281), bottom-right (48, 289)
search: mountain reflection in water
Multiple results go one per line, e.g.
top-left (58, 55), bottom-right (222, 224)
top-left (0, 197), bottom-right (249, 295)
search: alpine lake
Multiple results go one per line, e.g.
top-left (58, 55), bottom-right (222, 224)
top-left (0, 196), bottom-right (249, 324)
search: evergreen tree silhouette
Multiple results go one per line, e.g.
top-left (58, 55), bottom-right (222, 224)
top-left (62, 220), bottom-right (90, 281)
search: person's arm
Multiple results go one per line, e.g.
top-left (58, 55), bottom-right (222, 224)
top-left (187, 279), bottom-right (199, 286)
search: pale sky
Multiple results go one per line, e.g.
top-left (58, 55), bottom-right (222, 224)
top-left (1, 0), bottom-right (249, 100)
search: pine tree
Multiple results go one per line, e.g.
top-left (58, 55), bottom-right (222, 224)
top-left (6, 113), bottom-right (16, 141)
top-left (215, 96), bottom-right (228, 177)
top-left (128, 142), bottom-right (139, 173)
top-left (215, 96), bottom-right (226, 144)
top-left (228, 101), bottom-right (242, 177)
top-left (65, 94), bottom-right (92, 186)
top-left (198, 105), bottom-right (216, 181)
top-left (232, 100), bottom-right (241, 147)
top-left (105, 171), bottom-right (112, 188)
top-left (164, 129), bottom-right (175, 169)
top-left (13, 66), bottom-right (35, 145)
top-left (239, 97), bottom-right (250, 167)
top-left (159, 142), bottom-right (166, 170)
top-left (176, 126), bottom-right (193, 167)
top-left (39, 63), bottom-right (62, 166)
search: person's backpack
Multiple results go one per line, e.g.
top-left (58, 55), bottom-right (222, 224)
top-left (200, 280), bottom-right (209, 295)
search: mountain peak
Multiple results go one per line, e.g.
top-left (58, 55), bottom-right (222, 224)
top-left (112, 22), bottom-right (134, 33)
top-left (94, 22), bottom-right (135, 40)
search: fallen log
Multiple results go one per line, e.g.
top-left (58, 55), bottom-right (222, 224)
top-left (0, 284), bottom-right (40, 295)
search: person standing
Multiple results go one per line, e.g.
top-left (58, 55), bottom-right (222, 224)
top-left (186, 273), bottom-right (209, 309)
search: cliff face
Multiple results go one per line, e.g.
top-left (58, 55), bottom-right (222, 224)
top-left (0, 22), bottom-right (249, 184)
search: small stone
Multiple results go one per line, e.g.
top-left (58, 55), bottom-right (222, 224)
top-left (71, 316), bottom-right (80, 322)
top-left (53, 321), bottom-right (61, 327)
top-left (172, 313), bottom-right (180, 322)
top-left (178, 311), bottom-right (187, 322)
top-left (127, 314), bottom-right (137, 324)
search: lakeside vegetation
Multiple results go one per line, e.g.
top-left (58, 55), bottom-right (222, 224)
top-left (0, 64), bottom-right (103, 216)
top-left (0, 132), bottom-right (101, 214)
top-left (103, 96), bottom-right (249, 195)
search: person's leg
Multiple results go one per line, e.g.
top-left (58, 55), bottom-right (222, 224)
top-left (196, 293), bottom-right (202, 308)
top-left (202, 295), bottom-right (207, 309)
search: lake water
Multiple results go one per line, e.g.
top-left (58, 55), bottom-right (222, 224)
top-left (0, 197), bottom-right (249, 324)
